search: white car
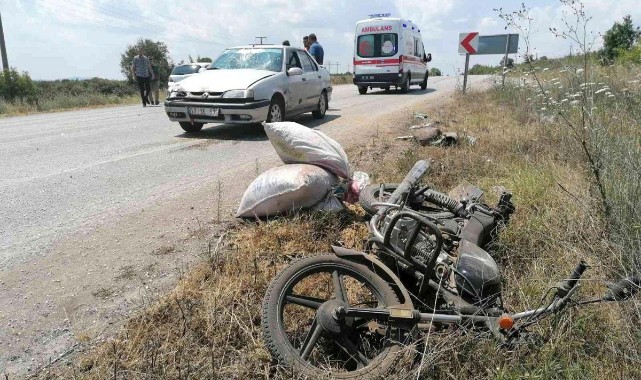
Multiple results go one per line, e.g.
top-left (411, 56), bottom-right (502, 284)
top-left (168, 62), bottom-right (210, 83)
top-left (164, 45), bottom-right (332, 133)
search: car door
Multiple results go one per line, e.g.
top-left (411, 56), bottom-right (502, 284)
top-left (284, 49), bottom-right (306, 112)
top-left (298, 51), bottom-right (322, 108)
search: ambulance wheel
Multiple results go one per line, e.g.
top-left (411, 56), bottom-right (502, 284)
top-left (179, 122), bottom-right (204, 133)
top-left (358, 86), bottom-right (368, 95)
top-left (400, 74), bottom-right (410, 93)
top-left (420, 72), bottom-right (428, 90)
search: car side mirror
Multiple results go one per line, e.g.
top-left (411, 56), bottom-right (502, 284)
top-left (287, 67), bottom-right (303, 76)
top-left (424, 53), bottom-right (432, 63)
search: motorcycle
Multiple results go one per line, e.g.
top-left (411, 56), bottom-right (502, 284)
top-left (261, 160), bottom-right (640, 379)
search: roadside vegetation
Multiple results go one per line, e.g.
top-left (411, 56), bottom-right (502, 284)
top-left (31, 1), bottom-right (641, 378)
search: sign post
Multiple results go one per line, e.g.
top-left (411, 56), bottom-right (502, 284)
top-left (458, 32), bottom-right (479, 94)
top-left (458, 32), bottom-right (519, 93)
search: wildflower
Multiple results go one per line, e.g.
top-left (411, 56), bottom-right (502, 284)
top-left (570, 100), bottom-right (580, 105)
top-left (576, 68), bottom-right (584, 74)
top-left (541, 107), bottom-right (547, 111)
top-left (542, 68), bottom-right (549, 72)
top-left (561, 98), bottom-right (569, 102)
top-left (594, 88), bottom-right (607, 94)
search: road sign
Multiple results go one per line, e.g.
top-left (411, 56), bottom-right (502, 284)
top-left (458, 32), bottom-right (479, 54)
top-left (477, 34), bottom-right (519, 55)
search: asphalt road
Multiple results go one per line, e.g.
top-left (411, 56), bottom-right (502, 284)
top-left (0, 75), bottom-right (489, 375)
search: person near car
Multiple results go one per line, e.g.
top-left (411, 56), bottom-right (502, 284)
top-left (149, 58), bottom-right (161, 105)
top-left (303, 35), bottom-right (310, 51)
top-left (308, 34), bottom-right (324, 65)
top-left (130, 48), bottom-right (155, 107)
top-left (282, 40), bottom-right (290, 46)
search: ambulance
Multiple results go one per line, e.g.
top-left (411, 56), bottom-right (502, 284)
top-left (353, 15), bottom-right (432, 94)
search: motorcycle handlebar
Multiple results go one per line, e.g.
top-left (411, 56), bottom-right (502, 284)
top-left (557, 260), bottom-right (588, 297)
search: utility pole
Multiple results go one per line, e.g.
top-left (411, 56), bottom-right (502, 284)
top-left (255, 36), bottom-right (267, 45)
top-left (0, 12), bottom-right (9, 71)
top-left (326, 61), bottom-right (331, 74)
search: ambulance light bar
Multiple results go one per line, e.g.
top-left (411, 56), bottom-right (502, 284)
top-left (368, 13), bottom-right (391, 18)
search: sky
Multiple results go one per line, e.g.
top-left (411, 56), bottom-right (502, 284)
top-left (2, 0), bottom-right (641, 80)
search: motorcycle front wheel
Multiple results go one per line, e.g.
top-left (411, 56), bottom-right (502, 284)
top-left (262, 254), bottom-right (409, 379)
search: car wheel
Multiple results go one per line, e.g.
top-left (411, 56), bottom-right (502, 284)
top-left (358, 86), bottom-right (368, 95)
top-left (266, 98), bottom-right (285, 122)
top-left (400, 73), bottom-right (410, 93)
top-left (420, 72), bottom-right (428, 90)
top-left (383, 86), bottom-right (390, 92)
top-left (312, 91), bottom-right (327, 119)
top-left (179, 121), bottom-right (204, 133)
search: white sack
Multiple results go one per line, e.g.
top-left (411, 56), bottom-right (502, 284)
top-left (236, 164), bottom-right (338, 218)
top-left (263, 121), bottom-right (351, 179)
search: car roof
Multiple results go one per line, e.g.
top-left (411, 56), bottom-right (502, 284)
top-left (226, 45), bottom-right (288, 49)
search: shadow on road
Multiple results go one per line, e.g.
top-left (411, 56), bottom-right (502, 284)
top-left (175, 114), bottom-right (341, 141)
top-left (361, 88), bottom-right (436, 96)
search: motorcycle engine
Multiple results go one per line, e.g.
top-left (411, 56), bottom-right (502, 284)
top-left (384, 215), bottom-right (436, 266)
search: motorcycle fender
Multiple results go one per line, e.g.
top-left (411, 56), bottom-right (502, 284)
top-left (331, 245), bottom-right (414, 309)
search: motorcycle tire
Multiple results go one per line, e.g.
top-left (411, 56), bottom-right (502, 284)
top-left (262, 253), bottom-right (408, 379)
top-left (358, 183), bottom-right (400, 215)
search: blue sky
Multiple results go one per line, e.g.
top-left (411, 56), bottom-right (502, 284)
top-left (2, 0), bottom-right (641, 80)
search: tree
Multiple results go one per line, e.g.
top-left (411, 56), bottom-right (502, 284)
top-left (499, 56), bottom-right (514, 68)
top-left (189, 55), bottom-right (213, 63)
top-left (120, 38), bottom-right (174, 85)
top-left (0, 68), bottom-right (38, 102)
top-left (429, 67), bottom-right (442, 76)
top-left (601, 15), bottom-right (641, 60)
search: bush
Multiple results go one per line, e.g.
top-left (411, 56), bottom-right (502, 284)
top-left (0, 68), bottom-right (38, 102)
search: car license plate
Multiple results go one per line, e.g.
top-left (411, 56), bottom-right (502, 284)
top-left (188, 107), bottom-right (219, 117)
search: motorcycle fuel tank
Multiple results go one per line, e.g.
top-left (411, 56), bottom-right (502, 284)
top-left (455, 239), bottom-right (502, 304)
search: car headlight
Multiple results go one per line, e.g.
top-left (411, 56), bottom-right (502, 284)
top-left (222, 89), bottom-right (254, 99)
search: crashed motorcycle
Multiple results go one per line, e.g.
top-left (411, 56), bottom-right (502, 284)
top-left (261, 160), bottom-right (640, 379)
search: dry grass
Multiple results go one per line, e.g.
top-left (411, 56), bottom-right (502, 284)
top-left (35, 87), bottom-right (641, 379)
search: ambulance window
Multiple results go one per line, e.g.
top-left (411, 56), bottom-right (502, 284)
top-left (358, 35), bottom-right (375, 57)
top-left (300, 52), bottom-right (316, 72)
top-left (414, 38), bottom-right (421, 57)
top-left (357, 34), bottom-right (397, 58)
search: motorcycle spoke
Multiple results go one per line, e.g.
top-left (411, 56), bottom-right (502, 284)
top-left (337, 336), bottom-right (369, 368)
top-left (332, 270), bottom-right (349, 304)
top-left (286, 294), bottom-right (325, 310)
top-left (300, 319), bottom-right (323, 361)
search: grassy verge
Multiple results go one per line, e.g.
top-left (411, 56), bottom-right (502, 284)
top-left (0, 78), bottom-right (157, 116)
top-left (35, 82), bottom-right (640, 379)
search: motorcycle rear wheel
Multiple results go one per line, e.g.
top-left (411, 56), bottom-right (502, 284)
top-left (262, 254), bottom-right (409, 379)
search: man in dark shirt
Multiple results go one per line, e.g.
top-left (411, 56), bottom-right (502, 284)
top-left (308, 33), bottom-right (324, 65)
top-left (130, 48), bottom-right (155, 107)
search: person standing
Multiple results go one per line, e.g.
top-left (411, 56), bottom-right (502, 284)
top-left (282, 40), bottom-right (290, 46)
top-left (303, 35), bottom-right (310, 51)
top-left (308, 33), bottom-right (324, 65)
top-left (130, 48), bottom-right (154, 107)
top-left (149, 57), bottom-right (160, 105)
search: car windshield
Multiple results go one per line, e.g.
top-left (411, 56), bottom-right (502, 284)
top-left (209, 48), bottom-right (283, 72)
top-left (171, 64), bottom-right (204, 75)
